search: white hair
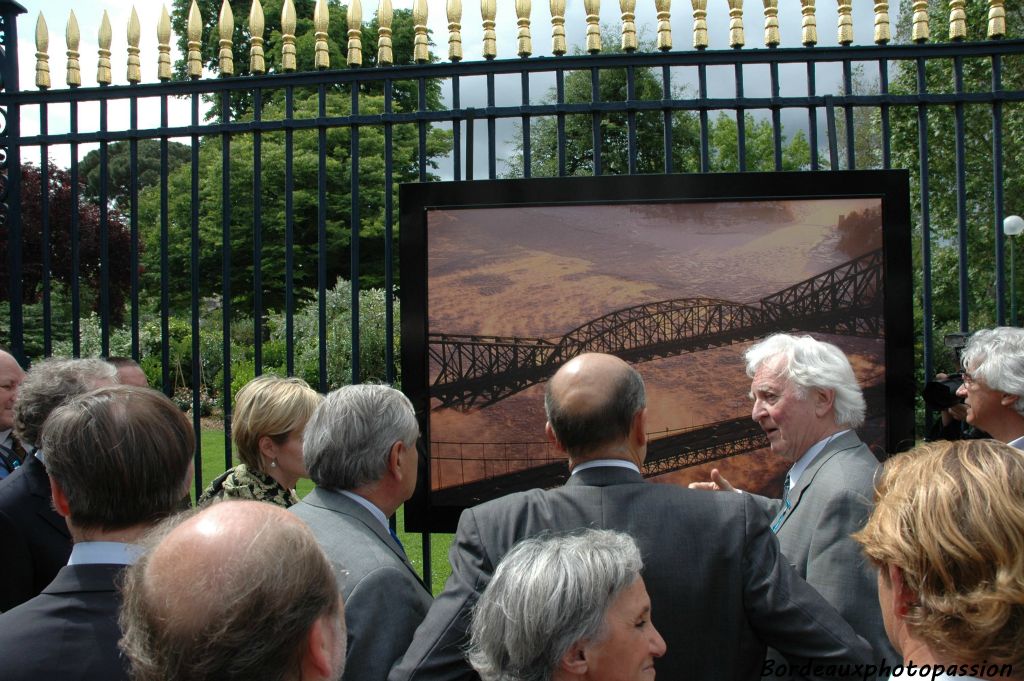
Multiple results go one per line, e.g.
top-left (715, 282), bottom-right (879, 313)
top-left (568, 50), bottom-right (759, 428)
top-left (961, 327), bottom-right (1024, 416)
top-left (745, 334), bottom-right (866, 428)
top-left (468, 529), bottom-right (644, 681)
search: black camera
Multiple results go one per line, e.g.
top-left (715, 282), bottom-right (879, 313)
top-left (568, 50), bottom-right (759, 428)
top-left (923, 374), bottom-right (964, 410)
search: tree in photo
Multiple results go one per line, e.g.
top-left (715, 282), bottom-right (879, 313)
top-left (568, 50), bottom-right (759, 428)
top-left (79, 140), bottom-right (191, 211)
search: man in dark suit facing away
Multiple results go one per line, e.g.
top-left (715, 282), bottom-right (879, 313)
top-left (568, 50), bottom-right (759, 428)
top-left (0, 386), bottom-right (195, 681)
top-left (389, 352), bottom-right (872, 681)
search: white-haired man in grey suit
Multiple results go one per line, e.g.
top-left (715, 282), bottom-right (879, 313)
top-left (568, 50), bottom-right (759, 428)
top-left (692, 333), bottom-right (899, 675)
top-left (291, 384), bottom-right (431, 681)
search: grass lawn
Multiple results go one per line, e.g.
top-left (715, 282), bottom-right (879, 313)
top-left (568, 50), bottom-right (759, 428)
top-left (192, 429), bottom-right (455, 594)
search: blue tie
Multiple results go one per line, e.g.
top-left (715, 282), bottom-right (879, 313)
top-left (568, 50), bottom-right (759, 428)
top-left (389, 526), bottom-right (406, 554)
top-left (783, 473), bottom-right (792, 502)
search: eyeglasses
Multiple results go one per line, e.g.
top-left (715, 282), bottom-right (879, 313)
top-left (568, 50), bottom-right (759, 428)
top-left (961, 372), bottom-right (978, 388)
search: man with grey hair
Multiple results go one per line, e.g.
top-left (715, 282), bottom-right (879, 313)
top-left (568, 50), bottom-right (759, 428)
top-left (954, 326), bottom-right (1024, 447)
top-left (291, 384), bottom-right (432, 681)
top-left (0, 347), bottom-right (27, 479)
top-left (0, 357), bottom-right (118, 612)
top-left (469, 529), bottom-right (666, 681)
top-left (119, 501), bottom-right (347, 681)
top-left (691, 333), bottom-right (897, 673)
top-left (392, 352), bottom-right (872, 681)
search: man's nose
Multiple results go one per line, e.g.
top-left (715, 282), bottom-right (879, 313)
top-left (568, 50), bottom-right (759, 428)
top-left (956, 383), bottom-right (968, 398)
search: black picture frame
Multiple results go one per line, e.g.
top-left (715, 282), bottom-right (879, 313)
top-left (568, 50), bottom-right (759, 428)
top-left (400, 171), bottom-right (914, 533)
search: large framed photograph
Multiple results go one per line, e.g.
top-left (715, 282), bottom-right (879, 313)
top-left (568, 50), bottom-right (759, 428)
top-left (400, 172), bottom-right (913, 532)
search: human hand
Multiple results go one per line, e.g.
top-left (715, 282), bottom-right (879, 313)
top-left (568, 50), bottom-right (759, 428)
top-left (687, 468), bottom-right (736, 492)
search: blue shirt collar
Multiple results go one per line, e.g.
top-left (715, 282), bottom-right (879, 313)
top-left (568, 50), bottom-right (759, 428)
top-left (570, 458), bottom-right (641, 476)
top-left (338, 489), bottom-right (391, 531)
top-left (788, 429), bottom-right (850, 489)
top-left (67, 541), bottom-right (144, 566)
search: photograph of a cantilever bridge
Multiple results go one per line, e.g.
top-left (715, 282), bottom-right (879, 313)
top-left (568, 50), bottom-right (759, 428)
top-left (426, 199), bottom-right (887, 507)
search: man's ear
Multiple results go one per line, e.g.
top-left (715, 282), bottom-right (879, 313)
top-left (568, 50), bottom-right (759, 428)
top-left (546, 422), bottom-right (568, 454)
top-left (388, 440), bottom-right (406, 479)
top-left (888, 564), bottom-right (915, 618)
top-left (558, 640), bottom-right (589, 677)
top-left (49, 477), bottom-right (71, 519)
top-left (631, 408), bottom-right (648, 447)
top-left (302, 614), bottom-right (340, 680)
top-left (813, 388), bottom-right (836, 418)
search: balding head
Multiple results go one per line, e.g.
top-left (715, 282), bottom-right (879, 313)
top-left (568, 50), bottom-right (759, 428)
top-left (120, 502), bottom-right (346, 681)
top-left (0, 349), bottom-right (25, 431)
top-left (544, 353), bottom-right (646, 462)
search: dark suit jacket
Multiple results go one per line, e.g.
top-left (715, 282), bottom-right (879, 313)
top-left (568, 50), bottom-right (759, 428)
top-left (0, 453), bottom-right (72, 612)
top-left (754, 431), bottom-right (899, 669)
top-left (292, 488), bottom-right (434, 681)
top-left (0, 563), bottom-right (129, 680)
top-left (389, 466), bottom-right (872, 681)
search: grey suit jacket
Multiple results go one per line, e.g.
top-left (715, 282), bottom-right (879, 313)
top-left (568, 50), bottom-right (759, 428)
top-left (291, 488), bottom-right (433, 681)
top-left (389, 465), bottom-right (872, 681)
top-left (754, 430), bottom-right (899, 670)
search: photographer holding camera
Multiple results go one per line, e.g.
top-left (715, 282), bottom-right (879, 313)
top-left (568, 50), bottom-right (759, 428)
top-left (948, 327), bottom-right (1024, 448)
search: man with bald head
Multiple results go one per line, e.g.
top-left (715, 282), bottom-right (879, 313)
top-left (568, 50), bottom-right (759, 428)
top-left (391, 352), bottom-right (872, 681)
top-left (119, 501), bottom-right (347, 681)
top-left (0, 348), bottom-right (26, 478)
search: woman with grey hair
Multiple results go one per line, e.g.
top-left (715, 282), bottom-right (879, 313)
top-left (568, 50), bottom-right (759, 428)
top-left (468, 528), bottom-right (666, 681)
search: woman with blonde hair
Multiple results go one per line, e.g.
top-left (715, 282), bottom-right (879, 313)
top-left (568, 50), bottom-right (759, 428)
top-left (853, 439), bottom-right (1024, 680)
top-left (199, 375), bottom-right (322, 508)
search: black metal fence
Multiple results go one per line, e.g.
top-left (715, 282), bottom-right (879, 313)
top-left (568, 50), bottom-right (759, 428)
top-left (0, 0), bottom-right (1021, 582)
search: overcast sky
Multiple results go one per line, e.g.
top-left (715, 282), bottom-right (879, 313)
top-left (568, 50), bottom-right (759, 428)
top-left (15, 0), bottom-right (892, 171)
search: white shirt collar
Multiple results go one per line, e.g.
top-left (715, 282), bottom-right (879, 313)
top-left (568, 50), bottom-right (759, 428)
top-left (338, 490), bottom-right (390, 531)
top-left (67, 541), bottom-right (144, 566)
top-left (0, 429), bottom-right (12, 447)
top-left (570, 458), bottom-right (641, 476)
top-left (788, 429), bottom-right (850, 489)
top-left (1007, 434), bottom-right (1024, 450)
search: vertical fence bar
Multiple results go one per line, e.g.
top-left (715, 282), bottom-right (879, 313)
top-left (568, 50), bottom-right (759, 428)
top-left (521, 70), bottom-right (531, 178)
top-left (878, 58), bottom-right (891, 169)
top-left (953, 56), bottom-right (968, 331)
top-left (807, 61), bottom-right (818, 171)
top-left (39, 107), bottom-right (51, 355)
top-left (770, 61), bottom-right (782, 170)
top-left (384, 78), bottom-right (395, 382)
top-left (699, 63), bottom-right (709, 171)
top-left (190, 88), bottom-right (203, 497)
top-left (735, 63), bottom-right (746, 171)
top-left (69, 101), bottom-right (81, 356)
top-left (220, 89), bottom-right (233, 471)
top-left (160, 97), bottom-right (171, 394)
top-left (351, 83), bottom-right (361, 385)
top-left (627, 65), bottom-right (637, 174)
top-left (252, 88), bottom-right (264, 374)
top-left (317, 84), bottom-right (328, 392)
top-left (556, 69), bottom-right (566, 175)
top-left (419, 76), bottom-right (429, 181)
top-left (0, 1), bottom-right (25, 361)
top-left (451, 75), bottom-right (461, 181)
top-left (98, 96), bottom-right (110, 356)
top-left (842, 59), bottom-right (855, 169)
top-left (486, 73), bottom-right (496, 179)
top-left (992, 54), bottom-right (1005, 324)
top-left (661, 65), bottom-right (672, 173)
top-left (917, 56), bottom-right (934, 395)
top-left (591, 67), bottom-right (602, 175)
top-left (129, 97), bottom-right (140, 357)
top-left (285, 86), bottom-right (296, 375)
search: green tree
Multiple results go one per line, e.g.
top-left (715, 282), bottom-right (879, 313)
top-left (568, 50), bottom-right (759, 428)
top-left (505, 29), bottom-right (809, 177)
top-left (889, 0), bottom-right (1024, 349)
top-left (79, 140), bottom-right (191, 210)
top-left (138, 87), bottom-right (451, 313)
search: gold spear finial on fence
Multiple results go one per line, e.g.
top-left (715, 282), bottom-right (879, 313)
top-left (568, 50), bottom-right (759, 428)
top-left (620, 0), bottom-right (637, 51)
top-left (35, 13), bottom-right (49, 89)
top-left (763, 0), bottom-right (779, 47)
top-left (874, 1), bottom-right (890, 44)
top-left (482, 0), bottom-right (497, 59)
top-left (911, 0), bottom-right (929, 42)
top-left (249, 0), bottom-right (266, 74)
top-left (314, 0), bottom-right (329, 69)
top-left (550, 0), bottom-right (566, 55)
top-left (413, 0), bottom-right (428, 62)
top-left (800, 0), bottom-right (817, 46)
top-left (836, 0), bottom-right (853, 45)
top-left (219, 0), bottom-right (234, 75)
top-left (187, 0), bottom-right (203, 77)
top-left (158, 5), bottom-right (172, 80)
top-left (517, 0), bottom-right (533, 57)
top-left (281, 0), bottom-right (297, 70)
top-left (347, 0), bottom-right (363, 66)
top-left (379, 0), bottom-right (394, 65)
top-left (66, 11), bottom-right (81, 86)
top-left (98, 10), bottom-right (112, 84)
top-left (727, 0), bottom-right (744, 48)
top-left (689, 0), bottom-right (706, 50)
top-left (950, 0), bottom-right (968, 39)
top-left (128, 7), bottom-right (141, 82)
top-left (446, 0), bottom-right (461, 61)
top-left (584, 0), bottom-right (601, 53)
top-left (988, 0), bottom-right (1005, 38)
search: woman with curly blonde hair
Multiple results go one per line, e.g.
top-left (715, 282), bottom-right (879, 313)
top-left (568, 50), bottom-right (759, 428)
top-left (853, 439), bottom-right (1024, 680)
